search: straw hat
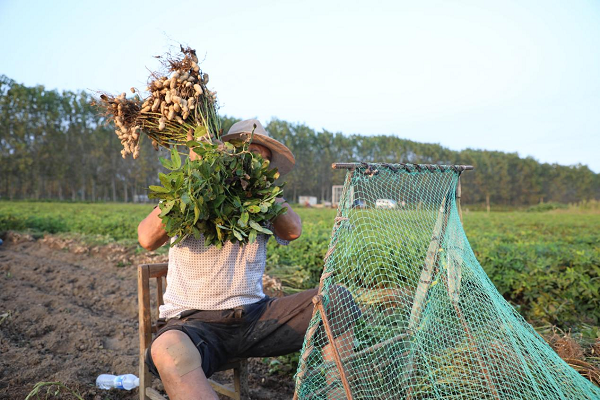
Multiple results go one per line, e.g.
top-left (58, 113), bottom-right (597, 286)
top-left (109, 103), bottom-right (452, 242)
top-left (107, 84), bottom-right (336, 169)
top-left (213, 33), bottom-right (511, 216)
top-left (221, 119), bottom-right (295, 176)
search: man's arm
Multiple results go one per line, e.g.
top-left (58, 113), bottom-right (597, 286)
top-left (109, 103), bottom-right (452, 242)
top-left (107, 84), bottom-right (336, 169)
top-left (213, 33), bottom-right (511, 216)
top-left (138, 132), bottom-right (197, 252)
top-left (138, 206), bottom-right (170, 251)
top-left (271, 198), bottom-right (302, 241)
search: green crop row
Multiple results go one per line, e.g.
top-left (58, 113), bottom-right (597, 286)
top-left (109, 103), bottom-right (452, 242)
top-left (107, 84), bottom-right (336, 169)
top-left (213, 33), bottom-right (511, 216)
top-left (0, 201), bottom-right (152, 242)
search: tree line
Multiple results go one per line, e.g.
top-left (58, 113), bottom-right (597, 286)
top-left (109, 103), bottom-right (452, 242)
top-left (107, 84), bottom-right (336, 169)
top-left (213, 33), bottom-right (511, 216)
top-left (1, 75), bottom-right (598, 206)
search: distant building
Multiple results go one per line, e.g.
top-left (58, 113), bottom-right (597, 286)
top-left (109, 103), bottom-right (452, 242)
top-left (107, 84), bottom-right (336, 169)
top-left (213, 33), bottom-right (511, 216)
top-left (298, 196), bottom-right (318, 207)
top-left (332, 185), bottom-right (344, 207)
top-left (332, 185), bottom-right (354, 208)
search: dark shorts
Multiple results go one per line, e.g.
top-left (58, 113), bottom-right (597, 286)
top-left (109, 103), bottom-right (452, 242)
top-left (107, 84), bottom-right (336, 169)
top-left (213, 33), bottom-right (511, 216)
top-left (146, 289), bottom-right (319, 378)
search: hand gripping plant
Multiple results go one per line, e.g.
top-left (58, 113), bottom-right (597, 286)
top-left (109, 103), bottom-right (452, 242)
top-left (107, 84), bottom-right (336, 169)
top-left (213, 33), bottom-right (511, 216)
top-left (293, 162), bottom-right (600, 400)
top-left (94, 47), bottom-right (286, 247)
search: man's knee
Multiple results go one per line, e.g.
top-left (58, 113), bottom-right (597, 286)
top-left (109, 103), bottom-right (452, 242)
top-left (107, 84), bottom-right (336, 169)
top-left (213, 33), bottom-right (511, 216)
top-left (151, 330), bottom-right (203, 377)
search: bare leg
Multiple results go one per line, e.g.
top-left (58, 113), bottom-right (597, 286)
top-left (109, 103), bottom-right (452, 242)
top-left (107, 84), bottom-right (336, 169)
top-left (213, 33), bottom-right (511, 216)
top-left (151, 330), bottom-right (219, 400)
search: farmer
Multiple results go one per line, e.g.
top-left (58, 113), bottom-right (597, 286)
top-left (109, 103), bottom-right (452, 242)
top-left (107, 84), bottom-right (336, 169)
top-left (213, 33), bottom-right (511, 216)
top-left (138, 119), bottom-right (356, 400)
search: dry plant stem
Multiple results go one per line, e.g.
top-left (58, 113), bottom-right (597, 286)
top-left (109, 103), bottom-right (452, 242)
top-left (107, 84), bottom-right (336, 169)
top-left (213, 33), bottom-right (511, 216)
top-left (566, 359), bottom-right (600, 385)
top-left (25, 381), bottom-right (85, 400)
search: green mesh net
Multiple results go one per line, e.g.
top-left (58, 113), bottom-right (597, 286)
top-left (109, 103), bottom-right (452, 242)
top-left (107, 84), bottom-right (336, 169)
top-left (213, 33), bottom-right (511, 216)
top-left (293, 163), bottom-right (600, 400)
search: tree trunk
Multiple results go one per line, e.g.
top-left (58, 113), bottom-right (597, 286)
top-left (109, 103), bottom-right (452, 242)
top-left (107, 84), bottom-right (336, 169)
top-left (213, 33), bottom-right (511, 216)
top-left (58, 183), bottom-right (63, 201)
top-left (486, 193), bottom-right (490, 213)
top-left (7, 175), bottom-right (13, 200)
top-left (123, 180), bottom-right (128, 203)
top-left (91, 179), bottom-right (96, 202)
top-left (34, 177), bottom-right (40, 200)
top-left (111, 178), bottom-right (117, 202)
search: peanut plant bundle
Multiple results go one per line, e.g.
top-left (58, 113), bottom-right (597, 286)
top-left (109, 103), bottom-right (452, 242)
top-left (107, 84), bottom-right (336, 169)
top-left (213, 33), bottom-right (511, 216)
top-left (94, 46), bottom-right (220, 159)
top-left (94, 46), bottom-right (286, 246)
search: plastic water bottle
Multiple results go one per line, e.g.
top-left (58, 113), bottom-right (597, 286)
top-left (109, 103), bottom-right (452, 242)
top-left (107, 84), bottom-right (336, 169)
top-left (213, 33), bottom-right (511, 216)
top-left (96, 374), bottom-right (139, 390)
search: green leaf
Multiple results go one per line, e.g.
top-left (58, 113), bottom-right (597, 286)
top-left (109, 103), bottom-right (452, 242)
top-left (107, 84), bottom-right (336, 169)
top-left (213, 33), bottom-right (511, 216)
top-left (149, 185), bottom-right (170, 193)
top-left (174, 172), bottom-right (184, 190)
top-left (194, 204), bottom-right (200, 224)
top-left (171, 235), bottom-right (185, 247)
top-left (159, 200), bottom-right (175, 217)
top-left (171, 147), bottom-right (181, 169)
top-left (216, 225), bottom-right (224, 241)
top-left (224, 142), bottom-right (235, 151)
top-left (248, 229), bottom-right (257, 244)
top-left (192, 226), bottom-right (201, 239)
top-left (249, 220), bottom-right (273, 235)
top-left (228, 139), bottom-right (245, 147)
top-left (194, 125), bottom-right (207, 139)
top-left (247, 205), bottom-right (260, 213)
top-left (222, 204), bottom-right (233, 216)
top-left (238, 211), bottom-right (249, 227)
top-left (159, 156), bottom-right (173, 170)
top-left (159, 173), bottom-right (172, 189)
top-left (215, 194), bottom-right (226, 208)
top-left (233, 229), bottom-right (243, 241)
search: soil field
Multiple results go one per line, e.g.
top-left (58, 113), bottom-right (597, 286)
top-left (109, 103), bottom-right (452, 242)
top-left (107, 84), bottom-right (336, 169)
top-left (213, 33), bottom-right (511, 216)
top-left (0, 233), bottom-right (294, 400)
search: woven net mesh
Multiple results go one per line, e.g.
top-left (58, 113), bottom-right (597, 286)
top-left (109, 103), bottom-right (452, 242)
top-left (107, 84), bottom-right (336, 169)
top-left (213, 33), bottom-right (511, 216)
top-left (293, 163), bottom-right (600, 400)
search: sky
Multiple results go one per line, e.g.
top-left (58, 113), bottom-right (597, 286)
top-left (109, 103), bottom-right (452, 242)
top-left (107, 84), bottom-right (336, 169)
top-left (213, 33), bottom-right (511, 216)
top-left (1, 0), bottom-right (599, 172)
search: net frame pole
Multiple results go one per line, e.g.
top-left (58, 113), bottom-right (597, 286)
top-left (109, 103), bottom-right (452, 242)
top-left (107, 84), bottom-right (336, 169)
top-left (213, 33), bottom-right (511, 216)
top-left (294, 169), bottom-right (355, 400)
top-left (456, 175), bottom-right (463, 223)
top-left (447, 173), bottom-right (464, 302)
top-left (314, 294), bottom-right (354, 400)
top-left (332, 162), bottom-right (474, 171)
top-left (407, 188), bottom-right (451, 332)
